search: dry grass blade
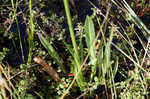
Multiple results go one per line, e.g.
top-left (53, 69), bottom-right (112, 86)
top-left (122, 0), bottom-right (150, 40)
top-left (0, 77), bottom-right (7, 99)
top-left (34, 57), bottom-right (60, 82)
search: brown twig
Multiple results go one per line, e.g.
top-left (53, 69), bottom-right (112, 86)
top-left (33, 57), bottom-right (60, 82)
top-left (69, 0), bottom-right (78, 14)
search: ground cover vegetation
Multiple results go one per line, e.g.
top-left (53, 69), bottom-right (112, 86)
top-left (0, 0), bottom-right (150, 98)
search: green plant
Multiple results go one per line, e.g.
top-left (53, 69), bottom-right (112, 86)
top-left (38, 33), bottom-right (66, 73)
top-left (0, 48), bottom-right (9, 63)
top-left (56, 77), bottom-right (72, 96)
top-left (63, 0), bottom-right (84, 88)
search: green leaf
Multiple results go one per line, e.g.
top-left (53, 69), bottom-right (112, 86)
top-left (104, 28), bottom-right (114, 75)
top-left (84, 16), bottom-right (96, 65)
top-left (38, 33), bottom-right (66, 73)
top-left (112, 56), bottom-right (119, 79)
top-left (84, 16), bottom-right (97, 82)
top-left (63, 41), bottom-right (74, 56)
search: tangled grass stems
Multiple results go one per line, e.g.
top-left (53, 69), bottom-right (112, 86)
top-left (60, 4), bottom-right (111, 98)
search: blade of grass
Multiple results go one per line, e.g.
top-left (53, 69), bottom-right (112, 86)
top-left (38, 33), bottom-right (66, 74)
top-left (84, 16), bottom-right (97, 82)
top-left (102, 27), bottom-right (115, 99)
top-left (11, 0), bottom-right (24, 63)
top-left (34, 91), bottom-right (44, 99)
top-left (112, 57), bottom-right (119, 79)
top-left (102, 19), bottom-right (114, 78)
top-left (97, 46), bottom-right (105, 84)
top-left (79, 31), bottom-right (84, 63)
top-left (63, 41), bottom-right (74, 56)
top-left (111, 56), bottom-right (118, 99)
top-left (84, 16), bottom-right (96, 64)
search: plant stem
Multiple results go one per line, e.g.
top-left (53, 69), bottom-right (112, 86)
top-left (27, 0), bottom-right (34, 65)
top-left (63, 0), bottom-right (84, 88)
top-left (63, 0), bottom-right (79, 60)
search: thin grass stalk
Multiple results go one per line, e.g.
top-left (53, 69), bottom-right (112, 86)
top-left (124, 31), bottom-right (139, 64)
top-left (122, 0), bottom-right (150, 40)
top-left (111, 42), bottom-right (146, 72)
top-left (141, 40), bottom-right (150, 66)
top-left (112, 0), bottom-right (148, 72)
top-left (63, 40), bottom-right (74, 56)
top-left (27, 0), bottom-right (34, 65)
top-left (103, 27), bottom-right (114, 99)
top-left (11, 0), bottom-right (24, 63)
top-left (117, 21), bottom-right (140, 54)
top-left (34, 91), bottom-right (44, 99)
top-left (63, 0), bottom-right (84, 87)
top-left (139, 73), bottom-right (148, 98)
top-left (108, 57), bottom-right (118, 99)
top-left (112, 57), bottom-right (118, 99)
top-left (79, 32), bottom-right (84, 63)
top-left (119, 0), bottom-right (150, 67)
top-left (97, 48), bottom-right (104, 84)
top-left (104, 27), bottom-right (114, 75)
top-left (63, 0), bottom-right (80, 60)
